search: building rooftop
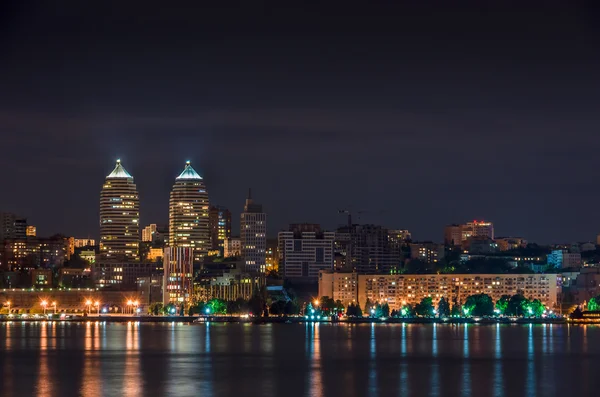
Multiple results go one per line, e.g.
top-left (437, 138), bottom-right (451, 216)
top-left (106, 159), bottom-right (133, 179)
top-left (176, 161), bottom-right (203, 180)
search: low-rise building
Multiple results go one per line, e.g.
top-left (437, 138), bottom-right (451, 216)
top-left (409, 242), bottom-right (444, 263)
top-left (224, 237), bottom-right (241, 258)
top-left (495, 237), bottom-right (527, 251)
top-left (548, 250), bottom-right (581, 268)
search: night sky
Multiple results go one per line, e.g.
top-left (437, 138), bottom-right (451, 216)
top-left (1, 1), bottom-right (599, 243)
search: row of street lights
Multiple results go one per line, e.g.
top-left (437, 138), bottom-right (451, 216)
top-left (3, 299), bottom-right (141, 316)
top-left (40, 300), bottom-right (57, 314)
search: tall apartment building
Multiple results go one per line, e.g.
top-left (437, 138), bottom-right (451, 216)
top-left (444, 221), bottom-right (494, 245)
top-left (463, 220), bottom-right (494, 240)
top-left (99, 160), bottom-right (140, 260)
top-left (0, 212), bottom-right (27, 241)
top-left (319, 271), bottom-right (559, 310)
top-left (168, 161), bottom-right (210, 263)
top-left (240, 190), bottom-right (266, 273)
top-left (142, 224), bottom-right (158, 242)
top-left (278, 224), bottom-right (335, 282)
top-left (336, 224), bottom-right (400, 274)
top-left (389, 229), bottom-right (412, 243)
top-left (443, 224), bottom-right (463, 246)
top-left (209, 206), bottom-right (232, 253)
top-left (163, 246), bottom-right (194, 305)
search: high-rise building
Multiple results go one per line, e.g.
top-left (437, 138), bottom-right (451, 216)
top-left (163, 246), bottom-right (194, 305)
top-left (463, 220), bottom-right (494, 240)
top-left (278, 224), bottom-right (334, 282)
top-left (99, 160), bottom-right (140, 260)
top-left (0, 213), bottom-right (27, 241)
top-left (209, 206), bottom-right (232, 253)
top-left (336, 224), bottom-right (400, 274)
top-left (142, 224), bottom-right (158, 242)
top-left (444, 224), bottom-right (462, 246)
top-left (169, 161), bottom-right (210, 263)
top-left (26, 226), bottom-right (36, 237)
top-left (444, 221), bottom-right (495, 245)
top-left (240, 189), bottom-right (266, 273)
top-left (389, 229), bottom-right (411, 243)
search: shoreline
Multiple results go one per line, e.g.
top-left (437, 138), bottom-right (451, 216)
top-left (0, 315), bottom-right (577, 325)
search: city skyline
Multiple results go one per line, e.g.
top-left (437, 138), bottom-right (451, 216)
top-left (2, 156), bottom-right (600, 244)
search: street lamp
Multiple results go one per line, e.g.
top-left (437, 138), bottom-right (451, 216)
top-left (127, 300), bottom-right (133, 314)
top-left (41, 300), bottom-right (48, 315)
top-left (133, 301), bottom-right (139, 316)
top-left (314, 299), bottom-right (320, 306)
top-left (94, 301), bottom-right (100, 316)
top-left (52, 301), bottom-right (57, 314)
top-left (85, 299), bottom-right (92, 314)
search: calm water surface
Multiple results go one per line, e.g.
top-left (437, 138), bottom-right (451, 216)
top-left (0, 322), bottom-right (598, 396)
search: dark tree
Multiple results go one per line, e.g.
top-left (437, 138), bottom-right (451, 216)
top-left (463, 294), bottom-right (494, 316)
top-left (437, 297), bottom-right (450, 317)
top-left (414, 297), bottom-right (434, 317)
top-left (381, 303), bottom-right (390, 317)
top-left (506, 294), bottom-right (530, 317)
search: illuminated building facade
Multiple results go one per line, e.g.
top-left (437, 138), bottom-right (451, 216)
top-left (463, 220), bottom-right (494, 240)
top-left (278, 225), bottom-right (334, 281)
top-left (409, 242), bottom-right (445, 263)
top-left (99, 160), bottom-right (140, 260)
top-left (74, 238), bottom-right (96, 248)
top-left (224, 237), bottom-right (241, 257)
top-left (142, 224), bottom-right (157, 242)
top-left (26, 226), bottom-right (36, 237)
top-left (240, 190), bottom-right (266, 273)
top-left (163, 246), bottom-right (194, 305)
top-left (209, 206), bottom-right (232, 254)
top-left (319, 271), bottom-right (559, 310)
top-left (265, 238), bottom-right (279, 272)
top-left (168, 161), bottom-right (210, 262)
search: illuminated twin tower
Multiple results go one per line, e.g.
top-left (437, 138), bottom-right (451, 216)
top-left (99, 160), bottom-right (209, 262)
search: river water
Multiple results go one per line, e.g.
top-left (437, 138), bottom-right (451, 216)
top-left (0, 321), bottom-right (597, 396)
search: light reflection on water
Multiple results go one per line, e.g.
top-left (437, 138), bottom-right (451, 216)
top-left (0, 322), bottom-right (599, 397)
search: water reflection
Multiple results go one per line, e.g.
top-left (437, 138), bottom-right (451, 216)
top-left (3, 323), bottom-right (14, 397)
top-left (82, 322), bottom-right (102, 397)
top-left (462, 324), bottom-right (471, 397)
top-left (368, 323), bottom-right (377, 397)
top-left (526, 324), bottom-right (536, 397)
top-left (306, 323), bottom-right (322, 397)
top-left (430, 324), bottom-right (439, 397)
top-left (37, 322), bottom-right (53, 397)
top-left (493, 324), bottom-right (503, 397)
top-left (399, 323), bottom-right (408, 395)
top-left (123, 322), bottom-right (141, 397)
top-left (1, 322), bottom-right (598, 397)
